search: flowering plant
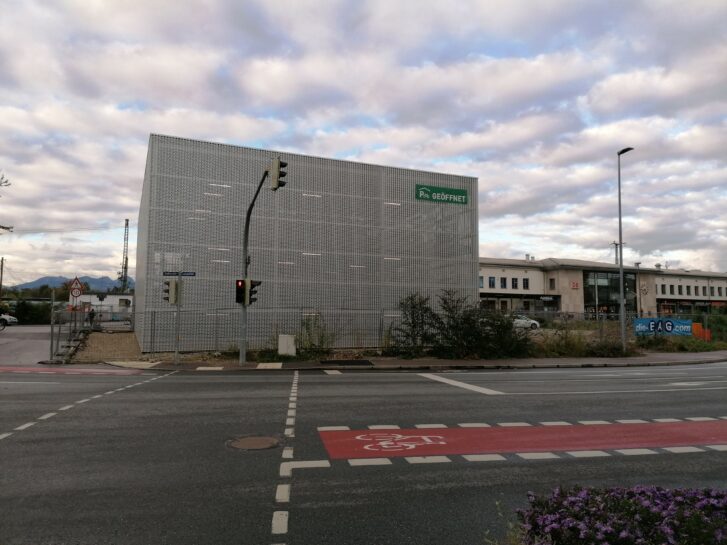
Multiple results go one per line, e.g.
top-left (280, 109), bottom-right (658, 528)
top-left (518, 485), bottom-right (726, 544)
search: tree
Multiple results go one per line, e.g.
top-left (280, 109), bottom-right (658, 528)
top-left (0, 172), bottom-right (9, 197)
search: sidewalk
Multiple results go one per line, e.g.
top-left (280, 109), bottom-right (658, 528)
top-left (104, 350), bottom-right (727, 372)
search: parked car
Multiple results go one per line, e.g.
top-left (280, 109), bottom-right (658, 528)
top-left (0, 313), bottom-right (19, 326)
top-left (513, 315), bottom-right (539, 330)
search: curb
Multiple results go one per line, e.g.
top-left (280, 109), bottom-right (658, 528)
top-left (102, 357), bottom-right (727, 373)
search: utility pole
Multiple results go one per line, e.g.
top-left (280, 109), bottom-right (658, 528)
top-left (0, 257), bottom-right (4, 301)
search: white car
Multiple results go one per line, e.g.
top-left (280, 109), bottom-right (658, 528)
top-left (513, 315), bottom-right (539, 330)
top-left (0, 313), bottom-right (19, 326)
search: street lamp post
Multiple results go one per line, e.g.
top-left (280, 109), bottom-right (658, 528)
top-left (635, 261), bottom-right (641, 317)
top-left (617, 147), bottom-right (634, 353)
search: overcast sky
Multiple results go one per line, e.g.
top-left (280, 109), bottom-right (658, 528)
top-left (1, 0), bottom-right (726, 285)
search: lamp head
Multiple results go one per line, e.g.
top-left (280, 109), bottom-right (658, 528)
top-left (618, 147), bottom-right (634, 156)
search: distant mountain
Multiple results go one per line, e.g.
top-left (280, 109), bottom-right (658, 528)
top-left (11, 276), bottom-right (135, 291)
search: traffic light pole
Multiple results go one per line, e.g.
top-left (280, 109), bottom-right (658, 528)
top-left (239, 168), bottom-right (269, 366)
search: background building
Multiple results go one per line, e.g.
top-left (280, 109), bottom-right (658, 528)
top-left (479, 257), bottom-right (727, 317)
top-left (135, 135), bottom-right (478, 352)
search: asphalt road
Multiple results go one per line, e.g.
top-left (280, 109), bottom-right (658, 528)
top-left (1, 362), bottom-right (726, 545)
top-left (0, 325), bottom-right (53, 367)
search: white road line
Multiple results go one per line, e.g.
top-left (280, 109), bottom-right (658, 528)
top-left (317, 426), bottom-right (350, 431)
top-left (517, 452), bottom-right (559, 460)
top-left (14, 422), bottom-right (36, 431)
top-left (414, 424), bottom-right (448, 428)
top-left (497, 422), bottom-right (532, 427)
top-left (287, 410), bottom-right (296, 417)
top-left (458, 423), bottom-right (491, 428)
top-left (615, 449), bottom-right (658, 455)
top-left (348, 458), bottom-right (392, 466)
top-left (275, 484), bottom-right (290, 503)
top-left (272, 511), bottom-right (288, 534)
top-left (663, 446), bottom-right (705, 453)
top-left (512, 386), bottom-right (727, 395)
top-left (653, 418), bottom-right (682, 423)
top-left (463, 454), bottom-right (506, 462)
top-left (540, 421), bottom-right (572, 426)
top-left (0, 432), bottom-right (14, 440)
top-left (104, 391), bottom-right (115, 395)
top-left (92, 395), bottom-right (103, 399)
top-left (324, 370), bottom-right (342, 375)
top-left (405, 456), bottom-right (451, 464)
top-left (578, 420), bottom-right (611, 425)
top-left (419, 373), bottom-right (505, 395)
top-left (58, 405), bottom-right (74, 411)
top-left (38, 413), bottom-right (57, 420)
top-left (706, 444), bottom-right (727, 451)
top-left (282, 447), bottom-right (294, 459)
top-left (0, 381), bottom-right (59, 384)
top-left (76, 399), bottom-right (91, 404)
top-left (284, 428), bottom-right (294, 438)
top-left (567, 450), bottom-right (611, 458)
top-left (368, 425), bottom-right (400, 429)
top-left (279, 460), bottom-right (330, 477)
top-left (685, 417), bottom-right (717, 421)
top-left (285, 418), bottom-right (295, 426)
top-left (616, 419), bottom-right (648, 424)
top-left (196, 366), bottom-right (224, 370)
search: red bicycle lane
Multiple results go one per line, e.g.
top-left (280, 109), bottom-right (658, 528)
top-left (319, 421), bottom-right (727, 459)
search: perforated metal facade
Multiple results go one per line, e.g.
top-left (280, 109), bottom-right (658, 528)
top-left (135, 134), bottom-right (478, 351)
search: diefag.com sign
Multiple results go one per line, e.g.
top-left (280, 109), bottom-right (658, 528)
top-left (634, 318), bottom-right (692, 336)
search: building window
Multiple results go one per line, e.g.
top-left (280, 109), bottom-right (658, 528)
top-left (489, 276), bottom-right (495, 289)
top-left (661, 285), bottom-right (665, 295)
top-left (703, 286), bottom-right (707, 296)
top-left (512, 278), bottom-right (518, 289)
top-left (669, 285), bottom-right (674, 295)
top-left (686, 285), bottom-right (691, 296)
top-left (711, 286), bottom-right (715, 296)
top-left (479, 276), bottom-right (484, 289)
top-left (678, 285), bottom-right (683, 295)
top-left (695, 286), bottom-right (699, 296)
top-left (523, 278), bottom-right (530, 290)
top-left (500, 277), bottom-right (507, 289)
top-left (719, 287), bottom-right (723, 297)
top-left (549, 278), bottom-right (556, 290)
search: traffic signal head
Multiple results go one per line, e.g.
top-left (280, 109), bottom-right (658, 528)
top-left (269, 157), bottom-right (288, 191)
top-left (235, 279), bottom-right (245, 304)
top-left (245, 279), bottom-right (262, 306)
top-left (163, 279), bottom-right (178, 304)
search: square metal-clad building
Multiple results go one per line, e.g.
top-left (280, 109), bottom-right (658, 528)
top-left (135, 134), bottom-right (478, 352)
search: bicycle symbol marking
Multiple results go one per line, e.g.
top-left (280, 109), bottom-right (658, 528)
top-left (355, 433), bottom-right (447, 452)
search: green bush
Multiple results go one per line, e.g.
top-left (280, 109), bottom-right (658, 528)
top-left (296, 314), bottom-right (335, 359)
top-left (392, 291), bottom-right (531, 359)
top-left (391, 293), bottom-right (439, 358)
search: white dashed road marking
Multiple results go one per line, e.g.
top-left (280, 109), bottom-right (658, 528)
top-left (517, 452), bottom-right (559, 460)
top-left (0, 432), bottom-right (14, 440)
top-left (615, 449), bottom-right (658, 456)
top-left (38, 413), bottom-right (57, 420)
top-left (272, 511), bottom-right (288, 535)
top-left (568, 450), bottom-right (611, 458)
top-left (663, 446), bottom-right (705, 453)
top-left (405, 456), bottom-right (451, 464)
top-left (463, 454), bottom-right (506, 462)
top-left (14, 422), bottom-right (36, 431)
top-left (348, 458), bottom-right (392, 466)
top-left (275, 484), bottom-right (290, 503)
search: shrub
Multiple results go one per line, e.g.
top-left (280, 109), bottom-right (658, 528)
top-left (518, 485), bottom-right (727, 545)
top-left (391, 293), bottom-right (439, 358)
top-left (584, 339), bottom-right (628, 357)
top-left (296, 314), bottom-right (335, 359)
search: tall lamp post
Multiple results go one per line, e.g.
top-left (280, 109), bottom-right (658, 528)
top-left (634, 261), bottom-right (641, 317)
top-left (617, 147), bottom-right (634, 353)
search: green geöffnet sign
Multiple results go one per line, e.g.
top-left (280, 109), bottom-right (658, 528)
top-left (415, 184), bottom-right (468, 205)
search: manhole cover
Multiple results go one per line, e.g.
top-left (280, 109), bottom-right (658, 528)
top-left (228, 436), bottom-right (280, 450)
